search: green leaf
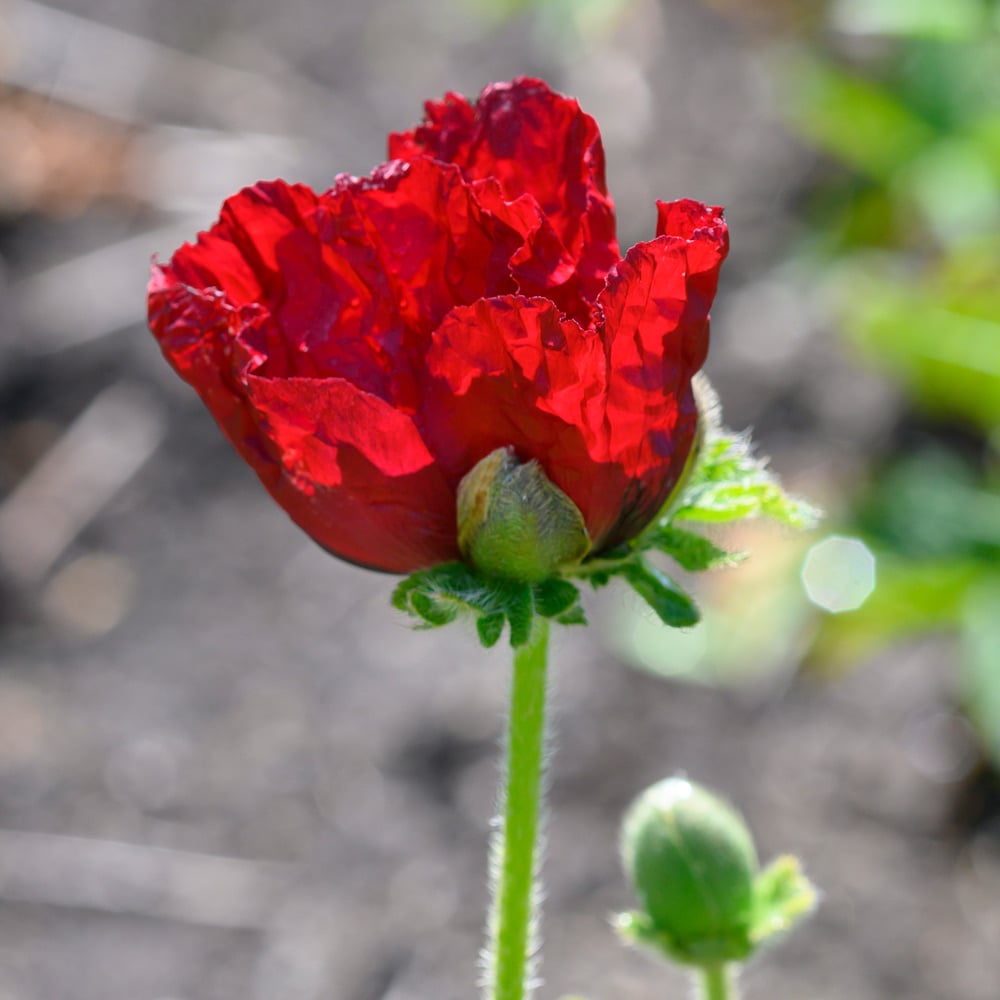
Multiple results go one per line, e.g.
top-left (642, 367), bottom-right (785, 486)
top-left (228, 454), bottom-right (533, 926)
top-left (615, 909), bottom-right (687, 966)
top-left (643, 524), bottom-right (745, 572)
top-left (477, 613), bottom-right (506, 648)
top-left (555, 604), bottom-right (588, 627)
top-left (841, 271), bottom-right (1000, 432)
top-left (392, 562), bottom-right (534, 647)
top-left (506, 588), bottom-right (535, 647)
top-left (532, 578), bottom-right (581, 618)
top-left (750, 855), bottom-right (818, 946)
top-left (784, 55), bottom-right (934, 180)
top-left (409, 589), bottom-right (459, 627)
top-left (960, 578), bottom-right (1000, 769)
top-left (622, 559), bottom-right (700, 628)
top-left (809, 556), bottom-right (983, 670)
top-left (674, 432), bottom-right (819, 529)
top-left (831, 0), bottom-right (987, 42)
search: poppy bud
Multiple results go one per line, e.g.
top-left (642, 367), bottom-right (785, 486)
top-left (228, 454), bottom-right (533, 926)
top-left (620, 777), bottom-right (757, 965)
top-left (619, 776), bottom-right (817, 972)
top-left (457, 447), bottom-right (591, 582)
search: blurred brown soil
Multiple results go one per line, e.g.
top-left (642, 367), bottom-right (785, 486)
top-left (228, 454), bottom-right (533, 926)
top-left (0, 1), bottom-right (997, 998)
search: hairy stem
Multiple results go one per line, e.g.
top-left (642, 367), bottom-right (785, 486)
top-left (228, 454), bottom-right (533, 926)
top-left (485, 616), bottom-right (551, 1000)
top-left (700, 964), bottom-right (737, 1000)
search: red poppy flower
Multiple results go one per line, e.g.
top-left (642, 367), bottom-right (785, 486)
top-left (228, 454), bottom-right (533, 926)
top-left (148, 78), bottom-right (728, 574)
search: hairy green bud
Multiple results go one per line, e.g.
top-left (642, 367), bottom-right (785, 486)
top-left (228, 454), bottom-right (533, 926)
top-left (457, 447), bottom-right (591, 582)
top-left (621, 777), bottom-right (757, 964)
top-left (618, 776), bottom-right (817, 970)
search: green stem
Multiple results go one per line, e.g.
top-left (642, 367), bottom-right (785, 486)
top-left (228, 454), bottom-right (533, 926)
top-left (700, 964), bottom-right (737, 1000)
top-left (486, 616), bottom-right (551, 1000)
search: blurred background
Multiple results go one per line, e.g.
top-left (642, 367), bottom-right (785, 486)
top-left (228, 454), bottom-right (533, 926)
top-left (1, 0), bottom-right (999, 997)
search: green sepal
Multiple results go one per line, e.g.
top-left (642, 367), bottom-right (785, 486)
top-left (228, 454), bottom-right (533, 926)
top-left (749, 855), bottom-right (818, 946)
top-left (642, 524), bottom-right (745, 572)
top-left (407, 589), bottom-right (459, 627)
top-left (615, 908), bottom-right (753, 967)
top-left (621, 559), bottom-right (700, 628)
top-left (554, 603), bottom-right (588, 626)
top-left (533, 577), bottom-right (582, 618)
top-left (672, 431), bottom-right (819, 529)
top-left (506, 590), bottom-right (534, 648)
top-left (476, 613), bottom-right (507, 649)
top-left (394, 405), bottom-right (814, 642)
top-left (393, 562), bottom-right (586, 648)
top-left (615, 909), bottom-right (690, 966)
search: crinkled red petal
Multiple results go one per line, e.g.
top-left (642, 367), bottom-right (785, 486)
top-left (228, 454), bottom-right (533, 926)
top-left (154, 166), bottom-right (583, 403)
top-left (467, 179), bottom-right (589, 324)
top-left (592, 202), bottom-right (729, 545)
top-left (149, 272), bottom-right (457, 571)
top-left (164, 181), bottom-right (322, 308)
top-left (656, 199), bottom-right (729, 370)
top-left (242, 376), bottom-right (458, 571)
top-left (418, 295), bottom-right (620, 542)
top-left (155, 180), bottom-right (396, 395)
top-left (148, 143), bottom-right (730, 570)
top-left (390, 77), bottom-right (620, 305)
top-left (148, 267), bottom-right (269, 473)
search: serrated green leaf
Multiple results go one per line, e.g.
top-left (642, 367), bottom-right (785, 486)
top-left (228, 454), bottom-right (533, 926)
top-left (390, 575), bottom-right (420, 614)
top-left (622, 560), bottom-right (700, 628)
top-left (750, 855), bottom-right (818, 945)
top-left (393, 562), bottom-right (536, 647)
top-left (644, 524), bottom-right (745, 572)
top-left (674, 431), bottom-right (819, 529)
top-left (477, 613), bottom-right (506, 648)
top-left (556, 604), bottom-right (588, 626)
top-left (533, 578), bottom-right (581, 618)
top-left (409, 589), bottom-right (460, 627)
top-left (506, 588), bottom-right (535, 647)
top-left (678, 482), bottom-right (816, 526)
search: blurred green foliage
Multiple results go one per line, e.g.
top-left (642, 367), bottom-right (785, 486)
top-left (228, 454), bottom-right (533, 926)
top-left (782, 0), bottom-right (1000, 767)
top-left (482, 0), bottom-right (1000, 770)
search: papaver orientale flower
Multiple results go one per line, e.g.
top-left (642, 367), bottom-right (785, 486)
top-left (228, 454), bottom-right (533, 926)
top-left (148, 78), bottom-right (728, 575)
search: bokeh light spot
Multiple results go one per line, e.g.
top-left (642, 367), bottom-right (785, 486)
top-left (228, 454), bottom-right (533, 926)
top-left (801, 535), bottom-right (876, 613)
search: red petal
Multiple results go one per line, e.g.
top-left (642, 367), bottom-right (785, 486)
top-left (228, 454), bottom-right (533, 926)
top-left (655, 199), bottom-right (726, 241)
top-left (151, 254), bottom-right (457, 571)
top-left (390, 77), bottom-right (620, 304)
top-left (316, 160), bottom-right (525, 344)
top-left (153, 180), bottom-right (395, 395)
top-left (243, 376), bottom-right (458, 571)
top-left (656, 199), bottom-right (729, 364)
top-left (153, 165), bottom-right (552, 407)
top-left (148, 266), bottom-right (266, 465)
top-left (166, 181), bottom-right (322, 307)
top-left (594, 208), bottom-right (727, 544)
top-left (468, 179), bottom-right (590, 324)
top-left (419, 296), bottom-right (623, 544)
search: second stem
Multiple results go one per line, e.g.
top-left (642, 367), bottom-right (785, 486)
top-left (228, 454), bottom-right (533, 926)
top-left (487, 615), bottom-right (551, 1000)
top-left (700, 964), bottom-right (736, 1000)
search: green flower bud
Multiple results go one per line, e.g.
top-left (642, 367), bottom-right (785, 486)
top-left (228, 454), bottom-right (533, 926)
top-left (618, 776), bottom-right (817, 970)
top-left (620, 777), bottom-right (757, 965)
top-left (457, 447), bottom-right (591, 582)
